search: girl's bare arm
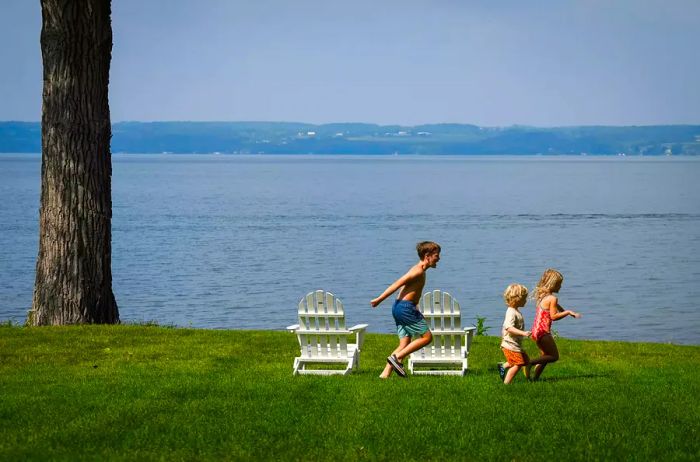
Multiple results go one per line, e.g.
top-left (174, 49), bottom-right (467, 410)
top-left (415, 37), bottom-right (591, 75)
top-left (547, 296), bottom-right (581, 320)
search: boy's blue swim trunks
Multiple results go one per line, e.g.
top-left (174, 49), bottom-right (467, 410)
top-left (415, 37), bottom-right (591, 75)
top-left (392, 299), bottom-right (430, 338)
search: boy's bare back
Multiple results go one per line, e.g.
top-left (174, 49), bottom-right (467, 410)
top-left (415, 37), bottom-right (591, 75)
top-left (370, 248), bottom-right (440, 307)
top-left (396, 262), bottom-right (427, 304)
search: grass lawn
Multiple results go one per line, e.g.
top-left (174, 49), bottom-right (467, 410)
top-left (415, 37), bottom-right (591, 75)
top-left (1, 325), bottom-right (698, 461)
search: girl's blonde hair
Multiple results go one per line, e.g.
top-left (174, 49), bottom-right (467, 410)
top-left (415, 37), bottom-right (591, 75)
top-left (531, 268), bottom-right (563, 302)
top-left (503, 283), bottom-right (528, 306)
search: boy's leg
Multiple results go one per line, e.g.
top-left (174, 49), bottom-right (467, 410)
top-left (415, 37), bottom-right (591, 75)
top-left (395, 330), bottom-right (432, 361)
top-left (504, 365), bottom-right (521, 384)
top-left (498, 349), bottom-right (512, 380)
top-left (379, 363), bottom-right (393, 379)
top-left (380, 336), bottom-right (411, 378)
top-left (497, 362), bottom-right (507, 381)
top-left (502, 349), bottom-right (527, 382)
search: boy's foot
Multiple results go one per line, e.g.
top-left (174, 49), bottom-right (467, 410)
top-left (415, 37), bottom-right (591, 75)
top-left (387, 355), bottom-right (407, 377)
top-left (497, 362), bottom-right (506, 381)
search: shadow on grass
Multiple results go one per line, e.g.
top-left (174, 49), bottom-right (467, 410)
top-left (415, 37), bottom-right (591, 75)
top-left (536, 373), bottom-right (611, 382)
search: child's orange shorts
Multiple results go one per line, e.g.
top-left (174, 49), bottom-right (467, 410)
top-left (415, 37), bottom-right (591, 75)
top-left (502, 348), bottom-right (529, 366)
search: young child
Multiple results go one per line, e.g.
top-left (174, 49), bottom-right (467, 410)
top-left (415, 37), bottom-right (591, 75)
top-left (498, 283), bottom-right (532, 384)
top-left (370, 241), bottom-right (439, 378)
top-left (528, 268), bottom-right (581, 381)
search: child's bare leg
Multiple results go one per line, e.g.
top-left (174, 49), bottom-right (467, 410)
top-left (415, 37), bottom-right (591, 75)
top-left (504, 365), bottom-right (521, 384)
top-left (380, 336), bottom-right (411, 378)
top-left (392, 336), bottom-right (411, 358)
top-left (531, 335), bottom-right (559, 381)
top-left (532, 363), bottom-right (545, 380)
top-left (379, 363), bottom-right (393, 379)
top-left (395, 331), bottom-right (433, 361)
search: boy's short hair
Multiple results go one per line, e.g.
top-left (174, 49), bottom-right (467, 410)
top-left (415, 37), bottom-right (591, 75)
top-left (503, 283), bottom-right (528, 306)
top-left (416, 241), bottom-right (441, 259)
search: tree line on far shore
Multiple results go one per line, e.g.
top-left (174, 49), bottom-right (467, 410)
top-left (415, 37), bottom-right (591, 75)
top-left (2, 121), bottom-right (699, 155)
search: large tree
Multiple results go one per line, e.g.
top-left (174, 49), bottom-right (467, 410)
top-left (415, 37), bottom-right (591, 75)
top-left (29, 0), bottom-right (118, 325)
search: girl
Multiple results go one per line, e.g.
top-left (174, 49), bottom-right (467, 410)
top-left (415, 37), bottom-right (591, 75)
top-left (529, 268), bottom-right (581, 381)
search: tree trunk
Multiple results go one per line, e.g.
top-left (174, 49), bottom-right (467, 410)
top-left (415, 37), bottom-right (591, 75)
top-left (30, 0), bottom-right (118, 325)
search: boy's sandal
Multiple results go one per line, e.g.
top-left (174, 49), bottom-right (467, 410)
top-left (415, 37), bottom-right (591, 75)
top-left (387, 355), bottom-right (407, 377)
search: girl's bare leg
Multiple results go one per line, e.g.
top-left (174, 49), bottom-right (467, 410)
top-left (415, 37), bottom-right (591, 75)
top-left (380, 336), bottom-right (411, 378)
top-left (531, 334), bottom-right (559, 381)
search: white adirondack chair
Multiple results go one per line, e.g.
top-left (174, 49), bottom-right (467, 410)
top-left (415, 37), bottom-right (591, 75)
top-left (287, 290), bottom-right (368, 376)
top-left (408, 290), bottom-right (476, 376)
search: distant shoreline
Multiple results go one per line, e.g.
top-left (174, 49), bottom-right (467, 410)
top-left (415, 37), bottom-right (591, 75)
top-left (2, 121), bottom-right (699, 155)
top-left (4, 152), bottom-right (700, 159)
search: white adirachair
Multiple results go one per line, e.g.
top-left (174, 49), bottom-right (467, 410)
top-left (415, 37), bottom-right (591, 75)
top-left (287, 290), bottom-right (368, 376)
top-left (408, 290), bottom-right (476, 376)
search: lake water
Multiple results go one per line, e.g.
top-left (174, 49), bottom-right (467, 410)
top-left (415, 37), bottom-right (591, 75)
top-left (1, 153), bottom-right (699, 345)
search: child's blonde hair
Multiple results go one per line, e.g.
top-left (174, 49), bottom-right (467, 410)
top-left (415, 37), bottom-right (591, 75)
top-left (503, 283), bottom-right (528, 306)
top-left (532, 268), bottom-right (564, 301)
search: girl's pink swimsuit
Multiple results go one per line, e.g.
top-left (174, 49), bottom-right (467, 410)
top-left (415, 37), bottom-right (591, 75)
top-left (531, 304), bottom-right (552, 341)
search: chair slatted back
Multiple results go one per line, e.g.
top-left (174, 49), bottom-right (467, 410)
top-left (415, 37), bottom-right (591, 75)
top-left (297, 290), bottom-right (348, 359)
top-left (417, 290), bottom-right (464, 359)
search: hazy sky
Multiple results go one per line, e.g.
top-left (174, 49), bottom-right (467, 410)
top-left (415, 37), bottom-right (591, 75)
top-left (1, 0), bottom-right (699, 126)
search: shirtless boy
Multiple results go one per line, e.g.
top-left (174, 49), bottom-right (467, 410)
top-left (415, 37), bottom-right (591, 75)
top-left (370, 241), bottom-right (439, 378)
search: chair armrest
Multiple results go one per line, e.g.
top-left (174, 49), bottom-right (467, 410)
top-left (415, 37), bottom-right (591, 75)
top-left (286, 324), bottom-right (300, 332)
top-left (464, 326), bottom-right (476, 351)
top-left (349, 323), bottom-right (369, 332)
top-left (291, 328), bottom-right (353, 334)
top-left (349, 323), bottom-right (369, 350)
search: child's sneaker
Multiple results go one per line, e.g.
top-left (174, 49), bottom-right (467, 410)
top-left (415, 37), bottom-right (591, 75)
top-left (497, 362), bottom-right (506, 381)
top-left (387, 355), bottom-right (407, 377)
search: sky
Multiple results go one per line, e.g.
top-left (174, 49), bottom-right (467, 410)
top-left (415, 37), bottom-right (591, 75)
top-left (1, 0), bottom-right (699, 126)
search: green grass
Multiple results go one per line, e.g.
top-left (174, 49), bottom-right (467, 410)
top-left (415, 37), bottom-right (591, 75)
top-left (1, 325), bottom-right (698, 461)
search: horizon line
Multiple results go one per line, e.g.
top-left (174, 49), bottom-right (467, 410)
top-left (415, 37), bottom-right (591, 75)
top-left (2, 120), bottom-right (700, 129)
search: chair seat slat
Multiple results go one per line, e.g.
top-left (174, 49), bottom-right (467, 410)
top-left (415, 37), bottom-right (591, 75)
top-left (290, 291), bottom-right (368, 376)
top-left (409, 290), bottom-right (474, 376)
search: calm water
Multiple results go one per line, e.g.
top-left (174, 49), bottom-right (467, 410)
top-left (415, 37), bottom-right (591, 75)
top-left (1, 153), bottom-right (699, 345)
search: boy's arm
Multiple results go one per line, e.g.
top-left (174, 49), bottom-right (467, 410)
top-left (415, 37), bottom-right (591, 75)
top-left (370, 268), bottom-right (418, 307)
top-left (502, 310), bottom-right (531, 338)
top-left (505, 326), bottom-right (531, 338)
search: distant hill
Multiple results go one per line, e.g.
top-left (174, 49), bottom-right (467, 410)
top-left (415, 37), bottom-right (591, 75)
top-left (1, 121), bottom-right (699, 155)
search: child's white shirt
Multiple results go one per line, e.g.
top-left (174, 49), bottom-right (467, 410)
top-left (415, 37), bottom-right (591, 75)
top-left (501, 307), bottom-right (525, 352)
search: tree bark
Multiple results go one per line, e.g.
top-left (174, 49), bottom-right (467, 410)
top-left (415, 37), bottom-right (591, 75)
top-left (30, 0), bottom-right (118, 325)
